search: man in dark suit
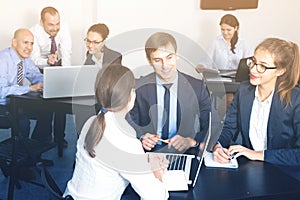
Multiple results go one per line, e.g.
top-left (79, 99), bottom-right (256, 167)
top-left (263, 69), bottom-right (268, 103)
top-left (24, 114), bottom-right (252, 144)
top-left (128, 32), bottom-right (211, 153)
top-left (83, 23), bottom-right (122, 68)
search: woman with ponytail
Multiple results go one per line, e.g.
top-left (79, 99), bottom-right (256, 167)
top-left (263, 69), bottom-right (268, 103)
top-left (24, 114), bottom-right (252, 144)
top-left (64, 64), bottom-right (169, 200)
top-left (213, 38), bottom-right (300, 166)
top-left (196, 14), bottom-right (250, 72)
top-left (196, 14), bottom-right (251, 117)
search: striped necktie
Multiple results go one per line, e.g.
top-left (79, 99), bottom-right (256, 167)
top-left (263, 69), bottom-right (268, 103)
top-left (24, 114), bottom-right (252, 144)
top-left (17, 61), bottom-right (23, 86)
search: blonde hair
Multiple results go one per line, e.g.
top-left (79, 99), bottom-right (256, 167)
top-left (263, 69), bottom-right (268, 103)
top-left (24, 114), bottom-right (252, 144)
top-left (255, 38), bottom-right (300, 107)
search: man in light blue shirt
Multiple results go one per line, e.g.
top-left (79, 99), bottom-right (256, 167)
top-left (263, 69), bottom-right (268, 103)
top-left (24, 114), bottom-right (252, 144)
top-left (0, 28), bottom-right (52, 140)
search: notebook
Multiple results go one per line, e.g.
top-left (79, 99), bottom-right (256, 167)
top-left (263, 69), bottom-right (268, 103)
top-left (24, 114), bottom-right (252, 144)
top-left (148, 112), bottom-right (212, 191)
top-left (42, 65), bottom-right (100, 99)
top-left (204, 152), bottom-right (238, 169)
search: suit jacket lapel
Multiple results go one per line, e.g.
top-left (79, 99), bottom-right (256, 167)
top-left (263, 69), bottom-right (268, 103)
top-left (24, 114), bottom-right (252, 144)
top-left (240, 84), bottom-right (255, 140)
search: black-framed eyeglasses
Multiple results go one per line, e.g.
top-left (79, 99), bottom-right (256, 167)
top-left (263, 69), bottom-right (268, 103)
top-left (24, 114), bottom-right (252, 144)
top-left (246, 57), bottom-right (277, 73)
top-left (84, 38), bottom-right (104, 46)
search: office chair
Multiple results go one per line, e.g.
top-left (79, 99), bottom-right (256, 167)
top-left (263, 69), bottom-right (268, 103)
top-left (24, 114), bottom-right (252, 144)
top-left (0, 109), bottom-right (57, 199)
top-left (37, 162), bottom-right (74, 200)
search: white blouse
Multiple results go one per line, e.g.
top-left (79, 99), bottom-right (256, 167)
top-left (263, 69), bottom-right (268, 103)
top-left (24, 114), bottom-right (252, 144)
top-left (204, 35), bottom-right (250, 70)
top-left (63, 112), bottom-right (168, 200)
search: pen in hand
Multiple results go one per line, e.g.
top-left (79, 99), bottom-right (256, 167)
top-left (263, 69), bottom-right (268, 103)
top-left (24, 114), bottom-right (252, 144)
top-left (217, 141), bottom-right (231, 160)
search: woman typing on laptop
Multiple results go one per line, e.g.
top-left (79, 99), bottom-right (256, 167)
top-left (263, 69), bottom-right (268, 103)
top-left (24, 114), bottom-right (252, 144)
top-left (213, 38), bottom-right (300, 167)
top-left (196, 14), bottom-right (250, 118)
top-left (63, 64), bottom-right (168, 199)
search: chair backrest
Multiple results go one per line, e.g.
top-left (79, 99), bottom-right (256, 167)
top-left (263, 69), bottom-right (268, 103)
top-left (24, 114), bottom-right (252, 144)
top-left (0, 108), bottom-right (11, 129)
top-left (37, 162), bottom-right (64, 200)
top-left (235, 58), bottom-right (250, 82)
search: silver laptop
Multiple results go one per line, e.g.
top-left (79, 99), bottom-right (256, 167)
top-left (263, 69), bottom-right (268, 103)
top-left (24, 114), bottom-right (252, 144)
top-left (148, 112), bottom-right (212, 191)
top-left (42, 65), bottom-right (100, 99)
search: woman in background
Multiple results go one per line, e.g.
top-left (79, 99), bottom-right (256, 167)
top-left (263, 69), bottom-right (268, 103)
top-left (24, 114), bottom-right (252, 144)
top-left (213, 37), bottom-right (300, 166)
top-left (196, 14), bottom-right (250, 71)
top-left (197, 14), bottom-right (250, 117)
top-left (84, 23), bottom-right (122, 68)
top-left (64, 64), bottom-right (168, 200)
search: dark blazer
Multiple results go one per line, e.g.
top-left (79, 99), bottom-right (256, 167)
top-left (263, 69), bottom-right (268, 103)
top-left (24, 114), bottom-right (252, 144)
top-left (219, 81), bottom-right (300, 166)
top-left (83, 45), bottom-right (122, 67)
top-left (128, 71), bottom-right (211, 144)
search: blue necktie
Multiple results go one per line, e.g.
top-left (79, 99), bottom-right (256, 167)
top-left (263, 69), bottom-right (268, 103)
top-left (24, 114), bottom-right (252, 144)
top-left (162, 84), bottom-right (172, 140)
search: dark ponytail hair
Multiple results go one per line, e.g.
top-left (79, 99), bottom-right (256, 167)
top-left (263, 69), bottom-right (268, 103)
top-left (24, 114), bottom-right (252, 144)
top-left (84, 64), bottom-right (135, 157)
top-left (220, 14), bottom-right (239, 54)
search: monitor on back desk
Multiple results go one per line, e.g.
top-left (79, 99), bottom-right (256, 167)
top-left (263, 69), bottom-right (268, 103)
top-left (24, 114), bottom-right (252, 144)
top-left (42, 65), bottom-right (100, 99)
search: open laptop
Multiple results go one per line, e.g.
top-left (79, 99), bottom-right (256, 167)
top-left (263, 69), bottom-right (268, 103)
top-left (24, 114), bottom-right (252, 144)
top-left (42, 65), bottom-right (100, 99)
top-left (148, 112), bottom-right (212, 191)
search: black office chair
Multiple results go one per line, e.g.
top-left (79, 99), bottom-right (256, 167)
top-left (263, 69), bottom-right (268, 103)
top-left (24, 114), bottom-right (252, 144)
top-left (37, 162), bottom-right (74, 200)
top-left (0, 108), bottom-right (57, 199)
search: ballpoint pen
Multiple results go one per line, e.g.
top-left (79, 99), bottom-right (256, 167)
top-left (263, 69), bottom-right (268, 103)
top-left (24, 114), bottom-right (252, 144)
top-left (157, 138), bottom-right (169, 144)
top-left (217, 141), bottom-right (232, 160)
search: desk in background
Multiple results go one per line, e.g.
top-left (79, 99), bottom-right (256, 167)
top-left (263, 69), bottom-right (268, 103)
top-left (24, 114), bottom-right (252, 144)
top-left (9, 92), bottom-right (97, 157)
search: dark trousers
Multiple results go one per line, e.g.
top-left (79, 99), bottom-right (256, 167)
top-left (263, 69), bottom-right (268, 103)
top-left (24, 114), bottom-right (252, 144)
top-left (27, 111), bottom-right (53, 142)
top-left (1, 104), bottom-right (52, 140)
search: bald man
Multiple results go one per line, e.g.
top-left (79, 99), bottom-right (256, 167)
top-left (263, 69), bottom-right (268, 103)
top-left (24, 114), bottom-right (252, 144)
top-left (0, 28), bottom-right (52, 142)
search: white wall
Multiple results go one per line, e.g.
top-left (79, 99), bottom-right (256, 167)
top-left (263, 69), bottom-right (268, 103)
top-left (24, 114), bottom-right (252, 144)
top-left (0, 0), bottom-right (299, 69)
top-left (98, 0), bottom-right (300, 76)
top-left (0, 0), bottom-right (97, 65)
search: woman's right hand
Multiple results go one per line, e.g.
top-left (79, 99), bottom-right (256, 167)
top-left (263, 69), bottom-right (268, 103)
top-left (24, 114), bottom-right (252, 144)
top-left (148, 153), bottom-right (169, 182)
top-left (212, 143), bottom-right (231, 163)
top-left (195, 64), bottom-right (205, 73)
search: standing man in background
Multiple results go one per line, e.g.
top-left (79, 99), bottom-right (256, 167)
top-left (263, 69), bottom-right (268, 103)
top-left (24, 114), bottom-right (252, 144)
top-left (30, 6), bottom-right (72, 147)
top-left (30, 6), bottom-right (72, 67)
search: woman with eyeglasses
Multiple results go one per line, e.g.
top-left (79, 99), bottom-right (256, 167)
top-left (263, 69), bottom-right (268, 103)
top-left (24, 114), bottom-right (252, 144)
top-left (213, 37), bottom-right (300, 166)
top-left (83, 23), bottom-right (122, 68)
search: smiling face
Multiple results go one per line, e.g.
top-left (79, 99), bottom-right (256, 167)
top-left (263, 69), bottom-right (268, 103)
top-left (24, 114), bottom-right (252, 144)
top-left (249, 49), bottom-right (285, 90)
top-left (12, 29), bottom-right (34, 59)
top-left (148, 43), bottom-right (177, 84)
top-left (220, 23), bottom-right (237, 42)
top-left (85, 31), bottom-right (105, 55)
top-left (41, 12), bottom-right (60, 37)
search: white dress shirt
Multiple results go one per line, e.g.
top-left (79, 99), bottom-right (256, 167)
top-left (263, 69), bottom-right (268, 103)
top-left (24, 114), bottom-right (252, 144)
top-left (249, 87), bottom-right (274, 151)
top-left (64, 112), bottom-right (168, 200)
top-left (30, 23), bottom-right (72, 67)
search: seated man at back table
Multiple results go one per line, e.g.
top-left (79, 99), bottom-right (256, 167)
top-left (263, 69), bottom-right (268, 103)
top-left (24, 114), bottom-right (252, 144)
top-left (0, 28), bottom-right (52, 143)
top-left (127, 32), bottom-right (211, 153)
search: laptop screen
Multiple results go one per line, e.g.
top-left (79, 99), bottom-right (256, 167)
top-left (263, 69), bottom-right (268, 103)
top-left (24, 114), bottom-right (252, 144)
top-left (43, 65), bottom-right (100, 99)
